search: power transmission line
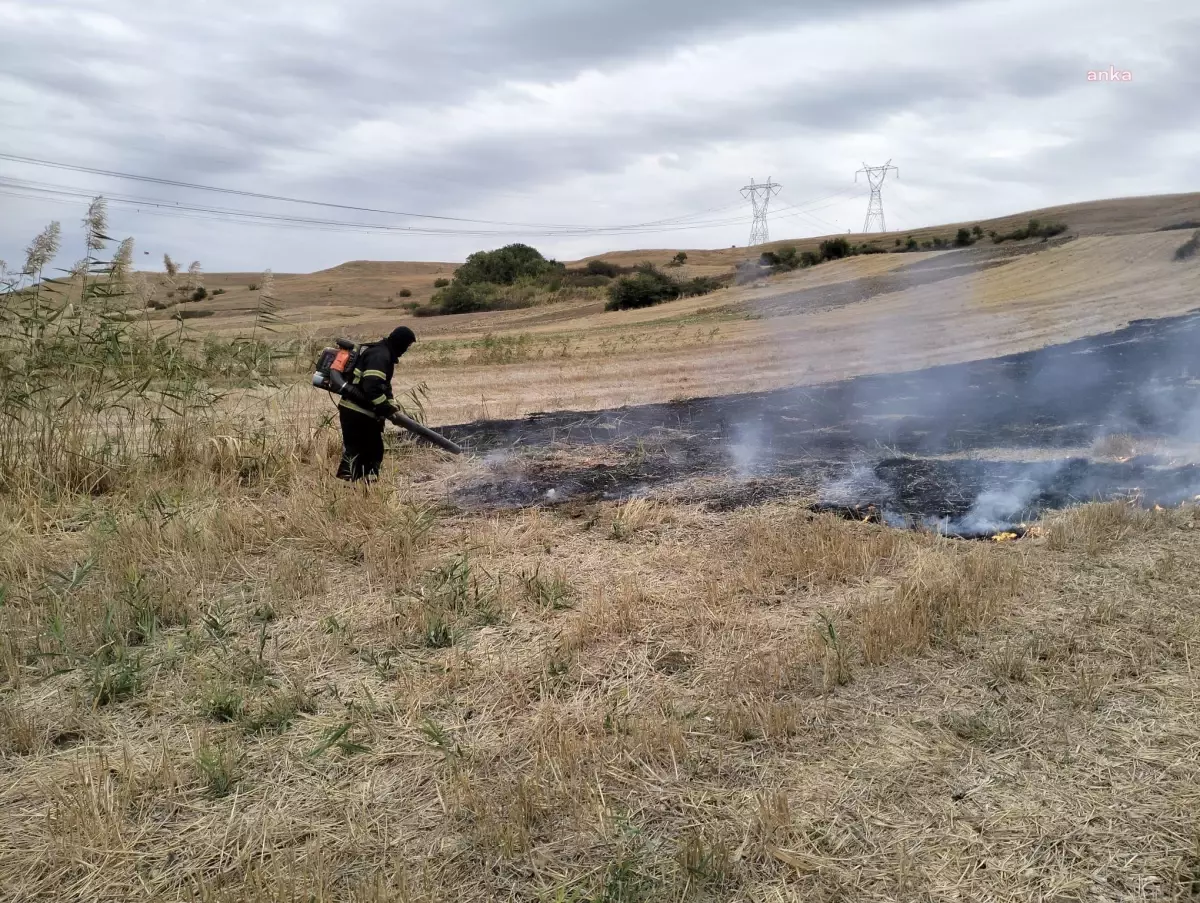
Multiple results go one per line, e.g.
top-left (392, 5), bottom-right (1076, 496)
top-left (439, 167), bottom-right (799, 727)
top-left (0, 150), bottom-right (746, 234)
top-left (854, 160), bottom-right (898, 233)
top-left (0, 153), bottom-right (876, 244)
top-left (741, 177), bottom-right (781, 246)
top-left (0, 174), bottom-right (771, 239)
top-left (771, 186), bottom-right (869, 232)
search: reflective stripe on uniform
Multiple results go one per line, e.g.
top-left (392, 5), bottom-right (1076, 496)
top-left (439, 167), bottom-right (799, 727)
top-left (371, 395), bottom-right (388, 404)
top-left (338, 398), bottom-right (379, 418)
top-left (363, 369), bottom-right (387, 379)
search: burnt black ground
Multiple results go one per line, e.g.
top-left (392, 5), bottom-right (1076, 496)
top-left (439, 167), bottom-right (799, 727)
top-left (441, 308), bottom-right (1200, 533)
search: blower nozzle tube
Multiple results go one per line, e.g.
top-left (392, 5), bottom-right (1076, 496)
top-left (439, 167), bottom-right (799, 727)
top-left (389, 411), bottom-right (463, 455)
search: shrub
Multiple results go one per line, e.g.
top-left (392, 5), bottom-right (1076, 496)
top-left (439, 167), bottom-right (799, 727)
top-left (800, 250), bottom-right (821, 267)
top-left (603, 266), bottom-right (723, 311)
top-left (992, 219), bottom-right (1068, 243)
top-left (972, 225), bottom-right (984, 238)
top-left (859, 244), bottom-right (889, 255)
top-left (605, 266), bottom-right (682, 311)
top-left (818, 237), bottom-right (851, 261)
top-left (211, 288), bottom-right (226, 296)
top-left (954, 228), bottom-right (974, 247)
top-left (433, 278), bottom-right (450, 288)
top-left (191, 286), bottom-right (208, 301)
top-left (1174, 229), bottom-right (1200, 261)
top-left (454, 243), bottom-right (560, 286)
top-left (585, 259), bottom-right (622, 278)
top-left (433, 280), bottom-right (499, 315)
top-left (905, 236), bottom-right (918, 251)
top-left (680, 276), bottom-right (722, 296)
top-left (562, 272), bottom-right (611, 288)
top-left (399, 288), bottom-right (412, 298)
top-left (670, 251), bottom-right (688, 267)
top-left (248, 283), bottom-right (258, 291)
top-left (761, 247), bottom-right (800, 272)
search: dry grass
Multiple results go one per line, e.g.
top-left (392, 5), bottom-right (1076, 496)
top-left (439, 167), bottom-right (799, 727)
top-left (4, 454), bottom-right (1199, 901)
top-left (6, 205), bottom-right (1200, 900)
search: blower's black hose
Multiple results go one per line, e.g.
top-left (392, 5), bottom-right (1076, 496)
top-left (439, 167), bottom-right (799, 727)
top-left (390, 411), bottom-right (463, 455)
top-left (325, 368), bottom-right (462, 454)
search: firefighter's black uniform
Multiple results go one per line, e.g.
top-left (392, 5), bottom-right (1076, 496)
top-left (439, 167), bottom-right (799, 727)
top-left (335, 326), bottom-right (416, 481)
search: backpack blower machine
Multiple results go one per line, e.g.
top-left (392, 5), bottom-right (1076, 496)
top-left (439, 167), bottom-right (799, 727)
top-left (313, 339), bottom-right (463, 455)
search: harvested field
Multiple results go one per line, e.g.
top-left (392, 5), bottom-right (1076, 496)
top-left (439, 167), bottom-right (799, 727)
top-left (5, 194), bottom-right (1200, 903)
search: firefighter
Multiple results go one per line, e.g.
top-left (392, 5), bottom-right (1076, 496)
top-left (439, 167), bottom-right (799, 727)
top-left (335, 325), bottom-right (417, 481)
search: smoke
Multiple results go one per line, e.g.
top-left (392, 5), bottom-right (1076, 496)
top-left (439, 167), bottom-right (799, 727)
top-left (728, 420), bottom-right (766, 478)
top-left (937, 460), bottom-right (1068, 536)
top-left (483, 450), bottom-right (515, 468)
top-left (448, 252), bottom-right (1200, 523)
top-left (819, 461), bottom-right (891, 507)
top-left (734, 259), bottom-right (767, 286)
top-left (760, 246), bottom-right (1200, 535)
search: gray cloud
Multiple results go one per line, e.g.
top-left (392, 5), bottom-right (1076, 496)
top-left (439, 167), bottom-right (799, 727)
top-left (1, 0), bottom-right (1198, 272)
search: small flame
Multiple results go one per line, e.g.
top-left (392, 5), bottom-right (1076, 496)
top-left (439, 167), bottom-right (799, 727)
top-left (1154, 504), bottom-right (1164, 511)
top-left (992, 532), bottom-right (1018, 542)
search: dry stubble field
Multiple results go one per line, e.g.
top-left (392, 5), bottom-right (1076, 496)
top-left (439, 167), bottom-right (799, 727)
top-left (3, 197), bottom-right (1200, 902)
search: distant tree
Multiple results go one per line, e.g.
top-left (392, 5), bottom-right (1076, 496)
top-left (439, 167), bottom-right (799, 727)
top-left (761, 247), bottom-right (800, 272)
top-left (680, 276), bottom-right (721, 296)
top-left (454, 243), bottom-right (558, 286)
top-left (585, 259), bottom-right (621, 278)
top-left (433, 281), bottom-right (501, 314)
top-left (670, 251), bottom-right (688, 267)
top-left (605, 265), bottom-right (682, 311)
top-left (972, 225), bottom-right (984, 238)
top-left (905, 236), bottom-right (918, 251)
top-left (433, 278), bottom-right (450, 288)
top-left (818, 237), bottom-right (851, 261)
top-left (190, 286), bottom-right (208, 302)
top-left (954, 228), bottom-right (974, 247)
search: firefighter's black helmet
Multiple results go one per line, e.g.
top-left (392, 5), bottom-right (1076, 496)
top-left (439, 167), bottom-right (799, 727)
top-left (386, 326), bottom-right (416, 356)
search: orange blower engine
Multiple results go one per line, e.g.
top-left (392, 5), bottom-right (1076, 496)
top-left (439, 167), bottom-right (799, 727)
top-left (311, 338), bottom-right (463, 455)
top-left (311, 338), bottom-right (361, 396)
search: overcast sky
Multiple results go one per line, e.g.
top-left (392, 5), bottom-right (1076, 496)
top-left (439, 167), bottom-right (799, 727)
top-left (1, 0), bottom-right (1197, 273)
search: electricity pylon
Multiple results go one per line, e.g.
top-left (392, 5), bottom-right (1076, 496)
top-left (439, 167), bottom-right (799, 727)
top-left (855, 161), bottom-right (898, 233)
top-left (741, 177), bottom-right (782, 246)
